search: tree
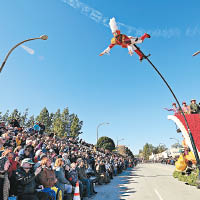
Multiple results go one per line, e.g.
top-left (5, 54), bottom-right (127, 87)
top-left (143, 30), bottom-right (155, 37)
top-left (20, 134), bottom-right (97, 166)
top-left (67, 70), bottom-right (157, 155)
top-left (26, 115), bottom-right (35, 127)
top-left (53, 117), bottom-right (65, 137)
top-left (97, 136), bottom-right (115, 151)
top-left (126, 147), bottom-right (134, 158)
top-left (36, 107), bottom-right (52, 133)
top-left (9, 109), bottom-right (21, 122)
top-left (1, 106), bottom-right (83, 138)
top-left (69, 114), bottom-right (83, 138)
top-left (143, 143), bottom-right (154, 160)
top-left (2, 110), bottom-right (9, 123)
top-left (157, 145), bottom-right (167, 153)
top-left (61, 107), bottom-right (70, 137)
top-left (21, 108), bottom-right (29, 127)
top-left (52, 109), bottom-right (65, 137)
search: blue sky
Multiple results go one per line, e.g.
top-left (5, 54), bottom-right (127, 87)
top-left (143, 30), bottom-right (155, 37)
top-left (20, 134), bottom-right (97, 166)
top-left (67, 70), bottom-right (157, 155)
top-left (1, 0), bottom-right (200, 154)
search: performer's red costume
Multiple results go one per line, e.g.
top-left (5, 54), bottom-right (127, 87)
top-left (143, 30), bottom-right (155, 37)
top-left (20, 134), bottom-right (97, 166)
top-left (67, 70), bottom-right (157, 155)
top-left (99, 18), bottom-right (150, 61)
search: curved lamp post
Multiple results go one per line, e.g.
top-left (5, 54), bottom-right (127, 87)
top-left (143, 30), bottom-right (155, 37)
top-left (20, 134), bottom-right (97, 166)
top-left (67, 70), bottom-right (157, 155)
top-left (134, 44), bottom-right (200, 187)
top-left (192, 51), bottom-right (200, 57)
top-left (96, 122), bottom-right (109, 146)
top-left (0, 35), bottom-right (48, 73)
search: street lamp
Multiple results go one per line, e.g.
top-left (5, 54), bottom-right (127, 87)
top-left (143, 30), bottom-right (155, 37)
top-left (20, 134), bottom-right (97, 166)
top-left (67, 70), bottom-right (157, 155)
top-left (134, 44), bottom-right (200, 187)
top-left (96, 122), bottom-right (109, 146)
top-left (117, 138), bottom-right (124, 146)
top-left (192, 51), bottom-right (200, 57)
top-left (0, 35), bottom-right (48, 73)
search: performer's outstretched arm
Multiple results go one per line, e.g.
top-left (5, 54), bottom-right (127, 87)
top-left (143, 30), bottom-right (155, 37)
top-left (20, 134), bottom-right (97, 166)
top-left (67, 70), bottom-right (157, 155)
top-left (99, 43), bottom-right (115, 56)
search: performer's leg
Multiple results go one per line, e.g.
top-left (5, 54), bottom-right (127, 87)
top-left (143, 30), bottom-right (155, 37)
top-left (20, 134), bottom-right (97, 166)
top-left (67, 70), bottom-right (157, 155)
top-left (132, 45), bottom-right (144, 61)
top-left (140, 33), bottom-right (151, 41)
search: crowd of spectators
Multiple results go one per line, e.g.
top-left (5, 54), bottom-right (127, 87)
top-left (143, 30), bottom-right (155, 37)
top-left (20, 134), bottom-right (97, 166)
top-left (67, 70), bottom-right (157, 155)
top-left (0, 120), bottom-right (134, 200)
top-left (164, 99), bottom-right (200, 115)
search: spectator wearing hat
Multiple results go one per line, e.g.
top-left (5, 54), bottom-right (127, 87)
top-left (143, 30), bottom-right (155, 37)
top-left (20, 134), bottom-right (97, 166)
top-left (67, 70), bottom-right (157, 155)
top-left (164, 103), bottom-right (180, 114)
top-left (15, 158), bottom-right (49, 200)
top-left (190, 99), bottom-right (200, 114)
top-left (182, 102), bottom-right (190, 114)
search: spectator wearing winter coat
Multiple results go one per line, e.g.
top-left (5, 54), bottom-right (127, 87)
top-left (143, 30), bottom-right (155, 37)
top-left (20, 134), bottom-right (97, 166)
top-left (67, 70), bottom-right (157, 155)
top-left (7, 152), bottom-right (18, 177)
top-left (15, 158), bottom-right (49, 200)
top-left (54, 158), bottom-right (72, 198)
top-left (10, 119), bottom-right (20, 128)
top-left (77, 159), bottom-right (95, 198)
top-left (33, 123), bottom-right (40, 133)
top-left (7, 152), bottom-right (19, 196)
top-left (68, 162), bottom-right (84, 197)
top-left (105, 160), bottom-right (113, 180)
top-left (96, 160), bottom-right (110, 184)
top-left (68, 163), bottom-right (79, 186)
top-left (39, 123), bottom-right (45, 135)
top-left (0, 156), bottom-right (10, 200)
top-left (190, 99), bottom-right (200, 114)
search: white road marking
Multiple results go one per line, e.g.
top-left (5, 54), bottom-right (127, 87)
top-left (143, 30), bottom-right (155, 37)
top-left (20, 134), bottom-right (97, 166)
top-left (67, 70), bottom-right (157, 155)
top-left (154, 189), bottom-right (164, 200)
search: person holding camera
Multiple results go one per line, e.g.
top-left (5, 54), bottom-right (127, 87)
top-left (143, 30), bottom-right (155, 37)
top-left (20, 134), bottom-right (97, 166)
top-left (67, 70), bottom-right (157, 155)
top-left (15, 158), bottom-right (49, 200)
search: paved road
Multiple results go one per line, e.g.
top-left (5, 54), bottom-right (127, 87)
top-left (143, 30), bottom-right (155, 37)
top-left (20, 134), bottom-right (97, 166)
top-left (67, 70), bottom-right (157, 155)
top-left (92, 163), bottom-right (200, 200)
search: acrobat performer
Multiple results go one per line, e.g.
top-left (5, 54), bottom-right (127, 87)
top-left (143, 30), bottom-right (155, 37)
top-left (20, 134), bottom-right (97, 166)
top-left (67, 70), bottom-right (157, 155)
top-left (99, 18), bottom-right (150, 61)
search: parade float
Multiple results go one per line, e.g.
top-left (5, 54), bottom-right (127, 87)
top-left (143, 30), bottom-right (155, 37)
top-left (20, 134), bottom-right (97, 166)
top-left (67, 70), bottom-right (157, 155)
top-left (168, 114), bottom-right (200, 186)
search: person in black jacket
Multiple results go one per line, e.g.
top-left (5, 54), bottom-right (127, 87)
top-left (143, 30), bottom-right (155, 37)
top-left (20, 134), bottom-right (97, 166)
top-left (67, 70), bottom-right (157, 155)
top-left (39, 123), bottom-right (45, 135)
top-left (15, 158), bottom-right (49, 200)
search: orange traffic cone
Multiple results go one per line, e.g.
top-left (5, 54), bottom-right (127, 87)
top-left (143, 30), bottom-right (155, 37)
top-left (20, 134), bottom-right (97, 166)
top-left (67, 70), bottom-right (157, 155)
top-left (73, 181), bottom-right (81, 200)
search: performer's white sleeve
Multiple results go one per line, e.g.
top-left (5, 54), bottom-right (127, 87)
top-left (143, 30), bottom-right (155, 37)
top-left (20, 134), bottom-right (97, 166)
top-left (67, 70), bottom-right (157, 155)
top-left (128, 45), bottom-right (134, 53)
top-left (104, 47), bottom-right (111, 54)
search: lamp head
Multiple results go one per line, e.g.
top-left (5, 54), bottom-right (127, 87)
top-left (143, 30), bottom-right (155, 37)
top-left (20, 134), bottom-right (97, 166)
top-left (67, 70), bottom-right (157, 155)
top-left (40, 35), bottom-right (48, 40)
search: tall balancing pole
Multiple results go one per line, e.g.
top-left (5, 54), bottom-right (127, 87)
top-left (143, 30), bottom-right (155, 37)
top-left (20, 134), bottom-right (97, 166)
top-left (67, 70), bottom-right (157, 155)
top-left (134, 44), bottom-right (200, 186)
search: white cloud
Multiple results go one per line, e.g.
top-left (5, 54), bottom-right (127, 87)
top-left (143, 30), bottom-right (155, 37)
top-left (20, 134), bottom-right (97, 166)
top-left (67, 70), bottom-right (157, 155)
top-left (62, 0), bottom-right (181, 38)
top-left (186, 25), bottom-right (200, 36)
top-left (20, 45), bottom-right (35, 55)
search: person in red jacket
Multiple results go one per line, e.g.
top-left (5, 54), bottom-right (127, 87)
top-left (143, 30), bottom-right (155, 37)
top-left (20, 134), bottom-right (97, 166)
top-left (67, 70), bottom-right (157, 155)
top-left (99, 17), bottom-right (150, 60)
